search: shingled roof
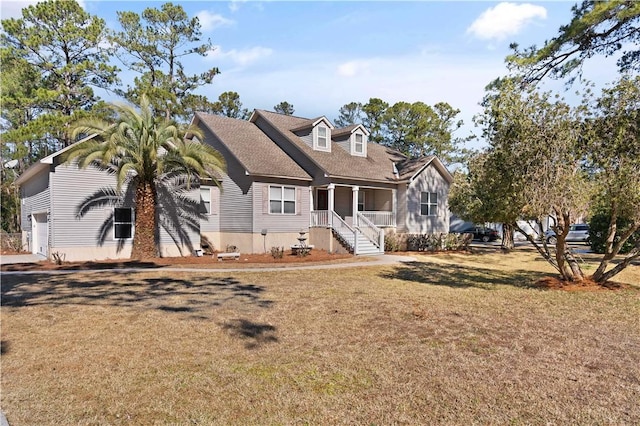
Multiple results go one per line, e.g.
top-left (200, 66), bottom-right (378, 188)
top-left (252, 110), bottom-right (409, 183)
top-left (195, 112), bottom-right (311, 180)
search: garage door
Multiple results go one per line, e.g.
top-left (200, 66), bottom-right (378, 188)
top-left (33, 213), bottom-right (48, 257)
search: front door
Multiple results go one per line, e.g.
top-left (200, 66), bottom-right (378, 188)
top-left (316, 189), bottom-right (328, 210)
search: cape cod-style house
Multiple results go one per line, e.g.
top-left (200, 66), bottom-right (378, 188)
top-left (16, 109), bottom-right (453, 260)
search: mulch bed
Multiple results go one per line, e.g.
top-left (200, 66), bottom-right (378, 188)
top-left (1, 249), bottom-right (359, 272)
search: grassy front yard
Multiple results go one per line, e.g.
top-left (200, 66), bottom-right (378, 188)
top-left (1, 250), bottom-right (639, 425)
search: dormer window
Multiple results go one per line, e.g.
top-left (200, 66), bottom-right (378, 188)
top-left (351, 131), bottom-right (367, 157)
top-left (314, 124), bottom-right (331, 152)
top-left (354, 133), bottom-right (364, 153)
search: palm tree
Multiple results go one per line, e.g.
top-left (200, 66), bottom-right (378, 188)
top-left (63, 95), bottom-right (225, 259)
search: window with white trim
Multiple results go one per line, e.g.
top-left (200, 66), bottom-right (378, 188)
top-left (114, 207), bottom-right (134, 239)
top-left (353, 132), bottom-right (365, 155)
top-left (200, 187), bottom-right (212, 214)
top-left (420, 192), bottom-right (437, 216)
top-left (269, 185), bottom-right (296, 214)
top-left (314, 124), bottom-right (330, 151)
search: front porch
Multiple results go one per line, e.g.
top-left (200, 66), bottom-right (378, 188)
top-left (308, 184), bottom-right (396, 255)
top-left (309, 183), bottom-right (397, 228)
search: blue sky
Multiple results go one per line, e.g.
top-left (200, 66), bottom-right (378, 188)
top-left (1, 1), bottom-right (622, 148)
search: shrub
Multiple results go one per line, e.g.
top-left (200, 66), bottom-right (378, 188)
top-left (589, 213), bottom-right (640, 254)
top-left (270, 246), bottom-right (285, 259)
top-left (1, 231), bottom-right (25, 253)
top-left (384, 232), bottom-right (403, 252)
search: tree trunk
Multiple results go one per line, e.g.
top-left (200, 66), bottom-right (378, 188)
top-left (131, 181), bottom-right (158, 260)
top-left (501, 223), bottom-right (515, 250)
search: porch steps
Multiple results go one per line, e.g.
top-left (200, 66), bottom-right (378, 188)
top-left (333, 228), bottom-right (383, 255)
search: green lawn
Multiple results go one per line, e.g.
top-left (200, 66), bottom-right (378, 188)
top-left (2, 250), bottom-right (639, 425)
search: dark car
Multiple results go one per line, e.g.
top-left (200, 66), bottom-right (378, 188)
top-left (461, 226), bottom-right (500, 242)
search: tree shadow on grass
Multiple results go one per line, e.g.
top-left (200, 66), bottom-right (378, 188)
top-left (0, 274), bottom-right (273, 320)
top-left (221, 318), bottom-right (278, 349)
top-left (380, 261), bottom-right (546, 290)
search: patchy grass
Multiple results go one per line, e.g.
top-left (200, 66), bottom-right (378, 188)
top-left (1, 250), bottom-right (639, 425)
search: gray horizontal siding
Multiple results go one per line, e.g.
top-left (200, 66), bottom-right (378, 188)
top-left (20, 168), bottom-right (50, 231)
top-left (219, 174), bottom-right (253, 232)
top-left (50, 164), bottom-right (199, 252)
top-left (156, 183), bottom-right (201, 254)
top-left (252, 181), bottom-right (310, 233)
top-left (200, 185), bottom-right (220, 232)
top-left (50, 164), bottom-right (133, 248)
top-left (405, 165), bottom-right (450, 233)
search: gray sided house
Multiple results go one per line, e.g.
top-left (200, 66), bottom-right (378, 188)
top-left (193, 109), bottom-right (454, 255)
top-left (15, 109), bottom-right (453, 261)
top-left (15, 144), bottom-right (201, 261)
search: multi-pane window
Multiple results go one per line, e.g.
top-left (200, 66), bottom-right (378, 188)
top-left (200, 187), bottom-right (211, 214)
top-left (420, 192), bottom-right (437, 216)
top-left (114, 207), bottom-right (133, 239)
top-left (270, 185), bottom-right (296, 214)
top-left (316, 125), bottom-right (328, 149)
top-left (354, 133), bottom-right (364, 154)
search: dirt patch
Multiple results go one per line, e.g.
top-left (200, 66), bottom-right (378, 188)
top-left (534, 276), bottom-right (631, 291)
top-left (0, 249), bottom-right (360, 272)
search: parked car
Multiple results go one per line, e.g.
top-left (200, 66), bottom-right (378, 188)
top-left (545, 224), bottom-right (590, 244)
top-left (461, 226), bottom-right (500, 242)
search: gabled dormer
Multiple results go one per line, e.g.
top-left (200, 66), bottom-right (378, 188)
top-left (332, 124), bottom-right (370, 157)
top-left (290, 117), bottom-right (334, 153)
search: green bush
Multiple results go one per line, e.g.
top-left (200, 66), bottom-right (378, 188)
top-left (588, 213), bottom-right (640, 254)
top-left (384, 232), bottom-right (403, 252)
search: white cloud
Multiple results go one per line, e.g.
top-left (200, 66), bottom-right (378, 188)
top-left (196, 10), bottom-right (234, 32)
top-left (337, 60), bottom-right (373, 77)
top-left (207, 45), bottom-right (273, 67)
top-left (467, 2), bottom-right (547, 41)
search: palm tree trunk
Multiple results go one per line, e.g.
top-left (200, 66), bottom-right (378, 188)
top-left (131, 181), bottom-right (158, 259)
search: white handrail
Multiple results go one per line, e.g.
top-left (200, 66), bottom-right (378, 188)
top-left (357, 212), bottom-right (383, 249)
top-left (330, 211), bottom-right (357, 252)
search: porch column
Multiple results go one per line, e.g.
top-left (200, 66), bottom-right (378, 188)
top-left (352, 186), bottom-right (359, 227)
top-left (328, 183), bottom-right (335, 228)
top-left (392, 188), bottom-right (397, 227)
top-left (309, 186), bottom-right (314, 226)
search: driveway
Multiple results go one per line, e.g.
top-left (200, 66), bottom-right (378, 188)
top-left (0, 254), bottom-right (46, 265)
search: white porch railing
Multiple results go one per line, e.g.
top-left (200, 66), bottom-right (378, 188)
top-left (310, 210), bottom-right (329, 227)
top-left (360, 211), bottom-right (395, 227)
top-left (357, 212), bottom-right (384, 249)
top-left (310, 210), bottom-right (384, 254)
